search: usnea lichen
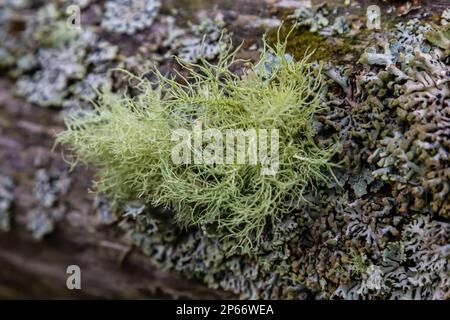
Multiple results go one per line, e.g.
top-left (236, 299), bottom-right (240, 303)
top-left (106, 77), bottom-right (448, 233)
top-left (57, 36), bottom-right (336, 252)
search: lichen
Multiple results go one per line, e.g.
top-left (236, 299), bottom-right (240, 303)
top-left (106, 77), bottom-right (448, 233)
top-left (57, 36), bottom-right (336, 253)
top-left (425, 24), bottom-right (450, 57)
top-left (334, 216), bottom-right (449, 300)
top-left (170, 17), bottom-right (231, 63)
top-left (54, 11), bottom-right (449, 299)
top-left (358, 45), bottom-right (450, 219)
top-left (27, 208), bottom-right (55, 240)
top-left (441, 8), bottom-right (450, 26)
top-left (288, 3), bottom-right (329, 33)
top-left (332, 16), bottom-right (350, 35)
top-left (34, 169), bottom-right (71, 208)
top-left (4, 3), bottom-right (119, 108)
top-left (94, 196), bottom-right (117, 225)
top-left (16, 45), bottom-right (87, 107)
top-left (25, 169), bottom-right (71, 240)
top-left (101, 0), bottom-right (161, 35)
top-left (0, 176), bottom-right (14, 232)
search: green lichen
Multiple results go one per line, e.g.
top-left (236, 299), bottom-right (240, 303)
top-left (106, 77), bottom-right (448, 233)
top-left (57, 35), bottom-right (336, 253)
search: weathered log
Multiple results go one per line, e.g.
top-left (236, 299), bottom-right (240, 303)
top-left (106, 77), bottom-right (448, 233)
top-left (0, 0), bottom-right (446, 299)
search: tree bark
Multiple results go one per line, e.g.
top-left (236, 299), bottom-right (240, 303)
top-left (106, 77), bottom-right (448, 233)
top-left (0, 0), bottom-right (445, 299)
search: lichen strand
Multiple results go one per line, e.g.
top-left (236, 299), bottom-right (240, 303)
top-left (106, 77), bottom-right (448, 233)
top-left (57, 39), bottom-right (335, 253)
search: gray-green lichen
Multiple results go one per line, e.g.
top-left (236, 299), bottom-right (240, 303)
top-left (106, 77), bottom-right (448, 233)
top-left (34, 169), bottom-right (71, 208)
top-left (288, 3), bottom-right (329, 33)
top-left (332, 16), bottom-right (350, 35)
top-left (101, 0), bottom-right (161, 35)
top-left (0, 176), bottom-right (14, 232)
top-left (441, 9), bottom-right (450, 26)
top-left (26, 169), bottom-right (71, 240)
top-left (334, 216), bottom-right (449, 299)
top-left (1, 2), bottom-right (118, 108)
top-left (287, 3), bottom-right (354, 38)
top-left (170, 16), bottom-right (231, 63)
top-left (354, 20), bottom-right (450, 218)
top-left (16, 42), bottom-right (88, 107)
top-left (27, 208), bottom-right (56, 240)
top-left (94, 196), bottom-right (117, 225)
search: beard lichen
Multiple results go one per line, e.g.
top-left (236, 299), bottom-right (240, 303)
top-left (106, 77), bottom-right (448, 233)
top-left (56, 36), bottom-right (336, 253)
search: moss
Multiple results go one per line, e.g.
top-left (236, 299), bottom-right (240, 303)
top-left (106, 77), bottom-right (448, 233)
top-left (57, 35), bottom-right (336, 253)
top-left (265, 23), bottom-right (362, 63)
top-left (425, 24), bottom-right (450, 56)
top-left (35, 21), bottom-right (80, 48)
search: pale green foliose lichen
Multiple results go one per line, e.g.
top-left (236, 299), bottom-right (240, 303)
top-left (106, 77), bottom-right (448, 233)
top-left (101, 0), bottom-right (161, 35)
top-left (0, 176), bottom-right (14, 232)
